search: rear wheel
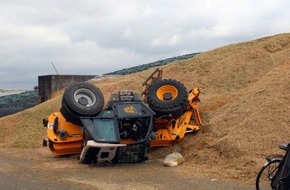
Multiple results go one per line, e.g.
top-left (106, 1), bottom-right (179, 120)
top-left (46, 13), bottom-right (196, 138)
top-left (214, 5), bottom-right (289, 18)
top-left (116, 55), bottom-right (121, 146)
top-left (147, 79), bottom-right (188, 119)
top-left (60, 103), bottom-right (82, 126)
top-left (63, 82), bottom-right (104, 116)
top-left (60, 82), bottom-right (104, 125)
top-left (256, 159), bottom-right (281, 190)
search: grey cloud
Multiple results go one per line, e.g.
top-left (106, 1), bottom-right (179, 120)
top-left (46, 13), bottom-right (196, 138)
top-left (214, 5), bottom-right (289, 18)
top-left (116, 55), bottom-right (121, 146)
top-left (0, 0), bottom-right (290, 89)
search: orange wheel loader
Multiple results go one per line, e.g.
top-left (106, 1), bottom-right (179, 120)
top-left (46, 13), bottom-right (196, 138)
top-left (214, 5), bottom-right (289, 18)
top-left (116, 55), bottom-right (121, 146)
top-left (42, 69), bottom-right (202, 164)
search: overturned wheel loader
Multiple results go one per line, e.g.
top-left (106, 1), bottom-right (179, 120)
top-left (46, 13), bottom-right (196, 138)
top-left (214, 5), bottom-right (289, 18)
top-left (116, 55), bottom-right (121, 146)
top-left (42, 69), bottom-right (202, 164)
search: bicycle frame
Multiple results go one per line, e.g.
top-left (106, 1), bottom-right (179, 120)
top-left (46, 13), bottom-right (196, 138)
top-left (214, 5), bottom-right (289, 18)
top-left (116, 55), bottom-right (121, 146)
top-left (256, 143), bottom-right (290, 190)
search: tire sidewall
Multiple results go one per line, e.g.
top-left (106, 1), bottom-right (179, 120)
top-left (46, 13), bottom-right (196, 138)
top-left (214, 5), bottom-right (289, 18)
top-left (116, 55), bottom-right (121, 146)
top-left (60, 102), bottom-right (83, 126)
top-left (62, 82), bottom-right (104, 116)
top-left (147, 79), bottom-right (188, 118)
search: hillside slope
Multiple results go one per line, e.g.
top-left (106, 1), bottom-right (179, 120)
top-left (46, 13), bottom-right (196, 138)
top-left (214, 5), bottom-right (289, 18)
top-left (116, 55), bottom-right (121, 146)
top-left (0, 33), bottom-right (289, 183)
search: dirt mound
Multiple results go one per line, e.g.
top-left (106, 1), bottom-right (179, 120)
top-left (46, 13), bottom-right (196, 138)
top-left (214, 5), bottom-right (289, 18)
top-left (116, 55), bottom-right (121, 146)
top-left (0, 33), bottom-right (289, 183)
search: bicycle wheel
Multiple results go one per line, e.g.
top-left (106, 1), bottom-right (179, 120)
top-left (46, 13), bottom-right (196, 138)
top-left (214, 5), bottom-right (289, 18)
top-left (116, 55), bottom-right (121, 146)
top-left (256, 159), bottom-right (281, 190)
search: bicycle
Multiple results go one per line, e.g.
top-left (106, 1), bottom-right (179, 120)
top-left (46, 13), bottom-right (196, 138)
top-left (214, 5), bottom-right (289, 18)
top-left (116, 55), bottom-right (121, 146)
top-left (256, 143), bottom-right (290, 190)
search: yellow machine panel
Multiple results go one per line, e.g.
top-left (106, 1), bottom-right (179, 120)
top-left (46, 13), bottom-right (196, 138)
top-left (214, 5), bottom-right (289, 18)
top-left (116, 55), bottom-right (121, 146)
top-left (46, 112), bottom-right (84, 155)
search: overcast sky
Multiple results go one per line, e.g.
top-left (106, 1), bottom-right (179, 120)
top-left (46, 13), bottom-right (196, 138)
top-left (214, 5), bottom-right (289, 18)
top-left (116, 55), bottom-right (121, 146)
top-left (1, 0), bottom-right (290, 89)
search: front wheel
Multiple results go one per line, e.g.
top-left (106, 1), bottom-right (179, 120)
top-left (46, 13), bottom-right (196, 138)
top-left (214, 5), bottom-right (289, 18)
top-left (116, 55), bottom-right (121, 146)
top-left (256, 159), bottom-right (281, 190)
top-left (146, 79), bottom-right (188, 119)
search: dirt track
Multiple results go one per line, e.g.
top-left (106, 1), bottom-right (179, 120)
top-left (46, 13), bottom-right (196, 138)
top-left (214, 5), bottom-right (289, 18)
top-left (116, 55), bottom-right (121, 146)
top-left (0, 148), bottom-right (255, 190)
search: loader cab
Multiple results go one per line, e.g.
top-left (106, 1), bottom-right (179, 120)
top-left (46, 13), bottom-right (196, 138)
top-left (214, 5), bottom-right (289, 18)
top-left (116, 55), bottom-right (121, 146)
top-left (80, 99), bottom-right (155, 145)
top-left (79, 99), bottom-right (155, 164)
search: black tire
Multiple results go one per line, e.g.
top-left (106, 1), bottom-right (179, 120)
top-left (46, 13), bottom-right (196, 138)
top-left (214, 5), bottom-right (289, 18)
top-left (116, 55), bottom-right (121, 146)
top-left (146, 79), bottom-right (188, 119)
top-left (60, 103), bottom-right (82, 126)
top-left (62, 82), bottom-right (104, 116)
top-left (256, 159), bottom-right (281, 190)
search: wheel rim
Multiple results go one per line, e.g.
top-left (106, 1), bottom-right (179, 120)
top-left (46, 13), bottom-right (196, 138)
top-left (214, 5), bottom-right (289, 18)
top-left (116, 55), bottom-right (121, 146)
top-left (73, 88), bottom-right (96, 107)
top-left (156, 85), bottom-right (178, 101)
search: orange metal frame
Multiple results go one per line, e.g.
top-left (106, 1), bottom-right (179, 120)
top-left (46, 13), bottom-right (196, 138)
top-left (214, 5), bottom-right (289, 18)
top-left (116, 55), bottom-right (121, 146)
top-left (46, 112), bottom-right (84, 155)
top-left (149, 87), bottom-right (202, 147)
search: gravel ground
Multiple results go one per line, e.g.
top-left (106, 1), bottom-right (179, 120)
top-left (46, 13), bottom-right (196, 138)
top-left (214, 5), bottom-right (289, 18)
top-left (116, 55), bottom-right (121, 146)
top-left (0, 148), bottom-right (255, 190)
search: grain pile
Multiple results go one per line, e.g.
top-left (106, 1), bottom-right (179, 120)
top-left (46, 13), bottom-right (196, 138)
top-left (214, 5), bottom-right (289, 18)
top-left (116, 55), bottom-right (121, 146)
top-left (0, 33), bottom-right (289, 183)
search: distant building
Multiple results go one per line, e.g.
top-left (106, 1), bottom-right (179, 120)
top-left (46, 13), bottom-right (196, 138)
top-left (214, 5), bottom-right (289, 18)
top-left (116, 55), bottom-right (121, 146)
top-left (38, 75), bottom-right (96, 102)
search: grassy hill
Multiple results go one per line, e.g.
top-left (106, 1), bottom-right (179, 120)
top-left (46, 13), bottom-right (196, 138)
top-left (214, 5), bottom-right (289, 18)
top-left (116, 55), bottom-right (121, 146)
top-left (0, 33), bottom-right (289, 183)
